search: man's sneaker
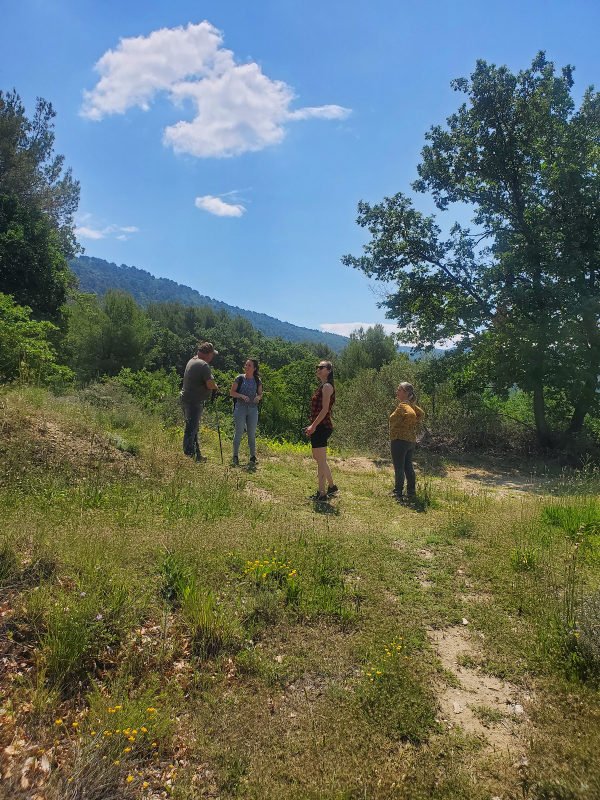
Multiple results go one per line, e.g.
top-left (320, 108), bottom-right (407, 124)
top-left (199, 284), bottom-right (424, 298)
top-left (232, 456), bottom-right (239, 466)
top-left (249, 455), bottom-right (258, 464)
top-left (327, 484), bottom-right (339, 495)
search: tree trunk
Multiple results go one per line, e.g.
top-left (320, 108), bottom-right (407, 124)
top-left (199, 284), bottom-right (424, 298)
top-left (567, 403), bottom-right (587, 435)
top-left (533, 385), bottom-right (554, 445)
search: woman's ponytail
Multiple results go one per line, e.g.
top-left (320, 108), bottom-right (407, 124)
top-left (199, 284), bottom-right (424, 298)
top-left (400, 381), bottom-right (416, 403)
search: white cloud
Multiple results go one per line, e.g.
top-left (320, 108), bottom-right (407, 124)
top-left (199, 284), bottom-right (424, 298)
top-left (319, 322), bottom-right (460, 349)
top-left (75, 221), bottom-right (139, 240)
top-left (76, 226), bottom-right (106, 240)
top-left (195, 195), bottom-right (246, 217)
top-left (320, 322), bottom-right (399, 337)
top-left (82, 21), bottom-right (351, 158)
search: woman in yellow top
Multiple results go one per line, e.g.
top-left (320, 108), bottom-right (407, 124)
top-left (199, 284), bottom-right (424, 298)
top-left (389, 382), bottom-right (424, 501)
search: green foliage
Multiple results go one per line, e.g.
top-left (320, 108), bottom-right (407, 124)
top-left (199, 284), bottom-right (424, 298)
top-left (343, 52), bottom-right (600, 443)
top-left (339, 323), bottom-right (398, 380)
top-left (0, 90), bottom-right (80, 260)
top-left (0, 291), bottom-right (73, 386)
top-left (65, 290), bottom-right (149, 381)
top-left (334, 357), bottom-right (415, 454)
top-left (113, 367), bottom-right (180, 407)
top-left (0, 194), bottom-right (73, 316)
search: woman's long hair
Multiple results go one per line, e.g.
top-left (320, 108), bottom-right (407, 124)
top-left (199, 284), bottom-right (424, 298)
top-left (249, 359), bottom-right (260, 381)
top-left (321, 361), bottom-right (334, 388)
top-left (399, 381), bottom-right (416, 403)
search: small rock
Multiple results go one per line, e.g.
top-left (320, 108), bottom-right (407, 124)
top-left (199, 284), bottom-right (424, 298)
top-left (514, 704), bottom-right (524, 715)
top-left (453, 702), bottom-right (462, 714)
top-left (462, 618), bottom-right (468, 626)
top-left (275, 655), bottom-right (283, 663)
top-left (513, 756), bottom-right (529, 767)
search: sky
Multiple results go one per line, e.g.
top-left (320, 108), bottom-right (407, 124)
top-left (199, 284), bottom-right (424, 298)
top-left (3, 0), bottom-right (600, 336)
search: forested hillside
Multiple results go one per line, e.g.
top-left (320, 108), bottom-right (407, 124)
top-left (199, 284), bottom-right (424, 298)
top-left (70, 256), bottom-right (350, 352)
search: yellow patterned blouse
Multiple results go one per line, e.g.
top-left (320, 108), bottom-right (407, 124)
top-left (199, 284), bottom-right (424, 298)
top-left (389, 402), bottom-right (425, 443)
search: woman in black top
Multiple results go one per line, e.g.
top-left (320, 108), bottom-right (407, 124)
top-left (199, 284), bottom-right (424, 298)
top-left (305, 361), bottom-right (337, 501)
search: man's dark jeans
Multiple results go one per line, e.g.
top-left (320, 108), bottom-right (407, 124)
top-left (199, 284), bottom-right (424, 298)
top-left (390, 438), bottom-right (416, 496)
top-left (180, 398), bottom-right (204, 459)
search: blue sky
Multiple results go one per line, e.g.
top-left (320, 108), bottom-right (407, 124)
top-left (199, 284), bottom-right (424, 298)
top-left (3, 0), bottom-right (600, 335)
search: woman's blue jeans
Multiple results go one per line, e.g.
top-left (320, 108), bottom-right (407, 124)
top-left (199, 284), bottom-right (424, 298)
top-left (233, 402), bottom-right (259, 458)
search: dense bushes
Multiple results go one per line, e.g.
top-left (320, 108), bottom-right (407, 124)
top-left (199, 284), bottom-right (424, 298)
top-left (0, 292), bottom-right (73, 387)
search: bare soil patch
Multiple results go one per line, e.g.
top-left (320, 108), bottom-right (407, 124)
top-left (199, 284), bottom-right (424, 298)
top-left (0, 414), bottom-right (135, 475)
top-left (333, 456), bottom-right (381, 473)
top-left (244, 484), bottom-right (278, 503)
top-left (428, 626), bottom-right (529, 751)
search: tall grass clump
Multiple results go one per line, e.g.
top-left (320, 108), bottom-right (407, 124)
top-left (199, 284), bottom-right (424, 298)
top-left (178, 573), bottom-right (242, 658)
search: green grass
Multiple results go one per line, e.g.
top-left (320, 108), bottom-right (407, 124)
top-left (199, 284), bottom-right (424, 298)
top-left (1, 385), bottom-right (600, 800)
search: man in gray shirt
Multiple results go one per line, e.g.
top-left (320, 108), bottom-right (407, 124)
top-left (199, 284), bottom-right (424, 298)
top-left (180, 342), bottom-right (219, 460)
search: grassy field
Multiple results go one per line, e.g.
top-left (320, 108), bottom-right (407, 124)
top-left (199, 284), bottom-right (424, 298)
top-left (1, 385), bottom-right (599, 800)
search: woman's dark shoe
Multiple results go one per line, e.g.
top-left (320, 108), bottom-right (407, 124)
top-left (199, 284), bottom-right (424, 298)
top-left (249, 455), bottom-right (258, 464)
top-left (309, 491), bottom-right (329, 502)
top-left (232, 456), bottom-right (239, 466)
top-left (327, 484), bottom-right (338, 495)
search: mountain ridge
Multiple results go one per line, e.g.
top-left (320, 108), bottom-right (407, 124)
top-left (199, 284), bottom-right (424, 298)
top-left (69, 256), bottom-right (351, 352)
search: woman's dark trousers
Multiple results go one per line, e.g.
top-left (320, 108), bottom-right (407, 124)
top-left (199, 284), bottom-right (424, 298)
top-left (390, 439), bottom-right (416, 496)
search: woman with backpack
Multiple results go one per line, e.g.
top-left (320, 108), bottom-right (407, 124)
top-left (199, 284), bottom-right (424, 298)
top-left (230, 359), bottom-right (263, 465)
top-left (389, 381), bottom-right (424, 501)
top-left (305, 361), bottom-right (337, 502)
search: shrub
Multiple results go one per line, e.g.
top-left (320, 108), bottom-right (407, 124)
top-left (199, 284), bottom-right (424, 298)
top-left (0, 292), bottom-right (73, 387)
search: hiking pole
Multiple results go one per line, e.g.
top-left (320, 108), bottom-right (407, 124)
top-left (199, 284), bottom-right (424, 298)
top-left (211, 390), bottom-right (224, 464)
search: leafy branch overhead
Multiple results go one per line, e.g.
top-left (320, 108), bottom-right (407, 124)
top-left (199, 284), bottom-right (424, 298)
top-left (343, 52), bottom-right (600, 442)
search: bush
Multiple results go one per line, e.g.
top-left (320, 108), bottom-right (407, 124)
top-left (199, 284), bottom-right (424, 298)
top-left (0, 292), bottom-right (73, 387)
top-left (333, 358), bottom-right (416, 455)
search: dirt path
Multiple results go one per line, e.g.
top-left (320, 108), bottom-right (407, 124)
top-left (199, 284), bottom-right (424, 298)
top-left (428, 626), bottom-right (531, 752)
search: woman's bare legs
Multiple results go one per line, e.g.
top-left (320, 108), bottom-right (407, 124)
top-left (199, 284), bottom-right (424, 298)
top-left (312, 447), bottom-right (333, 494)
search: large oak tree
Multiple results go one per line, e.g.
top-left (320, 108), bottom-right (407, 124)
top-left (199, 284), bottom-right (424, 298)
top-left (343, 53), bottom-right (600, 444)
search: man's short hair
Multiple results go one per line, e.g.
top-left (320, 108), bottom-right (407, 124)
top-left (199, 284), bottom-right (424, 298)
top-left (198, 342), bottom-right (218, 355)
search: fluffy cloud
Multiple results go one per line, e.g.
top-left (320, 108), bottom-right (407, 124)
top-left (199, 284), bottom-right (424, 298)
top-left (320, 322), bottom-right (399, 337)
top-left (319, 322), bottom-right (460, 349)
top-left (76, 222), bottom-right (139, 240)
top-left (195, 195), bottom-right (246, 217)
top-left (82, 22), bottom-right (351, 158)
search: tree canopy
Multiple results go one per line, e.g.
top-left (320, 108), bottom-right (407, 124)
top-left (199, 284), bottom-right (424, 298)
top-left (0, 90), bottom-right (80, 317)
top-left (343, 53), bottom-right (600, 444)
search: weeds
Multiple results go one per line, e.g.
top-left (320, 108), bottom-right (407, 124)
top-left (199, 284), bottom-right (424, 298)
top-left (470, 704), bottom-right (505, 727)
top-left (358, 638), bottom-right (436, 742)
top-left (510, 546), bottom-right (539, 572)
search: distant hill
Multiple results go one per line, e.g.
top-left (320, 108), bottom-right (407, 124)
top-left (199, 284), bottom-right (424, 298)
top-left (69, 256), bottom-right (350, 352)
